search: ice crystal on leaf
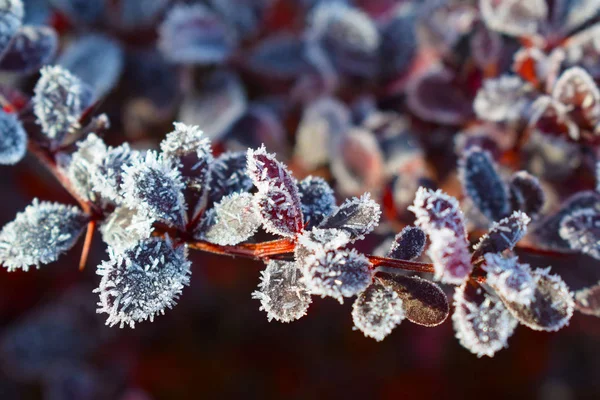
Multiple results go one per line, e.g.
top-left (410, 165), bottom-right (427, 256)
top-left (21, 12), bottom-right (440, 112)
top-left (295, 227), bottom-right (350, 269)
top-left (574, 282), bottom-right (600, 317)
top-left (33, 65), bottom-right (93, 145)
top-left (388, 226), bottom-right (426, 261)
top-left (0, 0), bottom-right (23, 56)
top-left (483, 254), bottom-right (536, 306)
top-left (208, 151), bottom-right (253, 204)
top-left (64, 133), bottom-right (107, 202)
top-left (427, 227), bottom-right (473, 285)
top-left (252, 260), bottom-right (312, 323)
top-left (100, 206), bottom-right (154, 254)
top-left (0, 25), bottom-right (57, 73)
top-left (204, 192), bottom-right (260, 246)
top-left (453, 283), bottom-right (518, 358)
top-left (508, 171), bottom-right (545, 218)
top-left (459, 147), bottom-right (509, 222)
top-left (303, 248), bottom-right (373, 304)
top-left (0, 110), bottom-right (26, 165)
top-left (559, 208), bottom-right (600, 260)
top-left (473, 211), bottom-right (531, 259)
top-left (91, 142), bottom-right (139, 203)
top-left (121, 151), bottom-right (187, 228)
top-left (473, 75), bottom-right (532, 123)
top-left (0, 200), bottom-right (88, 271)
top-left (480, 0), bottom-right (547, 38)
top-left (318, 193), bottom-right (381, 243)
top-left (95, 237), bottom-right (191, 328)
top-left (298, 176), bottom-right (336, 229)
top-left (352, 280), bottom-right (405, 341)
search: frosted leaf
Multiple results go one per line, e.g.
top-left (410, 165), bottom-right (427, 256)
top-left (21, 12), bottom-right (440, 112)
top-left (352, 280), bottom-right (404, 341)
top-left (473, 75), bottom-right (533, 123)
top-left (0, 25), bottom-right (57, 73)
top-left (501, 267), bottom-right (574, 331)
top-left (33, 65), bottom-right (94, 144)
top-left (574, 281), bottom-right (600, 317)
top-left (247, 145), bottom-right (297, 194)
top-left (318, 193), bottom-right (381, 242)
top-left (410, 187), bottom-right (468, 237)
top-left (473, 211), bottom-right (531, 259)
top-left (388, 226), bottom-right (426, 261)
top-left (159, 4), bottom-right (235, 65)
top-left (459, 147), bottom-right (509, 222)
top-left (509, 171), bottom-right (545, 218)
top-left (483, 254), bottom-right (536, 306)
top-left (295, 227), bottom-right (350, 269)
top-left (0, 0), bottom-right (23, 56)
top-left (99, 206), bottom-right (154, 254)
top-left (480, 0), bottom-right (547, 37)
top-left (0, 109), bottom-right (26, 165)
top-left (379, 4), bottom-right (417, 79)
top-left (452, 283), bottom-right (518, 357)
top-left (298, 176), bottom-right (336, 229)
top-left (92, 142), bottom-right (139, 202)
top-left (252, 260), bottom-right (312, 323)
top-left (204, 192), bottom-right (260, 246)
top-left (303, 248), bottom-right (373, 304)
top-left (208, 151), bottom-right (253, 204)
top-left (57, 34), bottom-right (124, 98)
top-left (63, 134), bottom-right (107, 203)
top-left (95, 237), bottom-right (191, 328)
top-left (427, 227), bottom-right (473, 285)
top-left (559, 208), bottom-right (600, 259)
top-left (121, 151), bottom-right (187, 228)
top-left (528, 95), bottom-right (578, 140)
top-left (377, 273), bottom-right (449, 327)
top-left (554, 0), bottom-right (600, 33)
top-left (0, 199), bottom-right (88, 271)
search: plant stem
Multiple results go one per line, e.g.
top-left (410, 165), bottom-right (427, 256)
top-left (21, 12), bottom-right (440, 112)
top-left (368, 255), bottom-right (435, 273)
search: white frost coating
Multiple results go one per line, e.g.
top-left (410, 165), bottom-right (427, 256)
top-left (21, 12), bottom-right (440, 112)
top-left (252, 260), bottom-right (312, 323)
top-left (483, 254), bottom-right (536, 306)
top-left (33, 65), bottom-right (91, 144)
top-left (452, 283), bottom-right (518, 358)
top-left (480, 0), bottom-right (547, 38)
top-left (100, 206), bottom-right (154, 254)
top-left (91, 143), bottom-right (139, 202)
top-left (318, 193), bottom-right (381, 242)
top-left (302, 248), bottom-right (373, 304)
top-left (254, 187), bottom-right (303, 238)
top-left (204, 192), bottom-right (261, 245)
top-left (473, 210), bottom-right (531, 256)
top-left (121, 151), bottom-right (187, 228)
top-left (473, 75), bottom-right (532, 123)
top-left (559, 208), bottom-right (600, 260)
top-left (95, 237), bottom-right (191, 328)
top-left (298, 176), bottom-right (336, 228)
top-left (295, 227), bottom-right (350, 269)
top-left (64, 134), bottom-right (107, 202)
top-left (0, 110), bottom-right (26, 165)
top-left (0, 0), bottom-right (24, 55)
top-left (427, 228), bottom-right (473, 285)
top-left (160, 122), bottom-right (211, 160)
top-left (352, 281), bottom-right (405, 341)
top-left (0, 199), bottom-right (87, 271)
top-left (246, 145), bottom-right (293, 193)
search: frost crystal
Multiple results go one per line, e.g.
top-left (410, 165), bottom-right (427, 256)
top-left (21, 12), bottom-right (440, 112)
top-left (483, 254), bottom-right (536, 306)
top-left (318, 193), bottom-right (381, 242)
top-left (33, 65), bottom-right (93, 144)
top-left (298, 176), bottom-right (336, 229)
top-left (574, 282), bottom-right (600, 317)
top-left (0, 25), bottom-right (57, 73)
top-left (64, 133), bottom-right (107, 202)
top-left (0, 0), bottom-right (23, 56)
top-left (252, 260), bottom-right (312, 323)
top-left (452, 283), bottom-right (518, 358)
top-left (509, 171), bottom-right (545, 218)
top-left (295, 227), bottom-right (350, 269)
top-left (100, 206), bottom-right (154, 254)
top-left (559, 208), bottom-right (600, 260)
top-left (121, 151), bottom-right (187, 228)
top-left (388, 226), bottom-right (426, 261)
top-left (91, 142), bottom-right (139, 202)
top-left (459, 147), bottom-right (509, 222)
top-left (480, 0), bottom-right (547, 37)
top-left (473, 75), bottom-right (532, 123)
top-left (0, 200), bottom-right (87, 271)
top-left (208, 151), bottom-right (253, 204)
top-left (427, 227), bottom-right (473, 285)
top-left (204, 192), bottom-right (260, 246)
top-left (303, 248), bottom-right (373, 304)
top-left (473, 211), bottom-right (531, 258)
top-left (95, 237), bottom-right (191, 328)
top-left (352, 280), bottom-right (405, 341)
top-left (0, 110), bottom-right (26, 165)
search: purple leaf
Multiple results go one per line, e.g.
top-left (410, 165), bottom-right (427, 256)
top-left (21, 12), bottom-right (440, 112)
top-left (318, 193), bottom-right (381, 242)
top-left (473, 211), bottom-right (531, 259)
top-left (387, 226), bottom-right (426, 261)
top-left (352, 279), bottom-right (405, 341)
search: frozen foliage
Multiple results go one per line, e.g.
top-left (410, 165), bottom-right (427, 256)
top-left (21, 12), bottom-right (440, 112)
top-left (0, 25), bottom-right (57, 73)
top-left (0, 110), bottom-right (26, 165)
top-left (483, 254), bottom-right (536, 306)
top-left (559, 208), bottom-right (600, 260)
top-left (480, 0), bottom-right (548, 38)
top-left (0, 200), bottom-right (87, 271)
top-left (95, 237), bottom-right (191, 328)
top-left (574, 282), bottom-right (600, 317)
top-left (303, 248), bottom-right (373, 304)
top-left (159, 4), bottom-right (236, 65)
top-left (453, 283), bottom-right (518, 358)
top-left (204, 192), bottom-right (261, 246)
top-left (295, 227), bottom-right (350, 268)
top-left (91, 142), bottom-right (139, 202)
top-left (352, 280), bottom-right (405, 341)
top-left (0, 0), bottom-right (23, 56)
top-left (410, 188), bottom-right (472, 284)
top-left (64, 133), bottom-right (107, 202)
top-left (501, 268), bottom-right (574, 331)
top-left (121, 151), bottom-right (187, 228)
top-left (473, 75), bottom-right (532, 123)
top-left (298, 176), bottom-right (336, 228)
top-left (208, 151), bottom-right (253, 204)
top-left (58, 34), bottom-right (124, 97)
top-left (252, 260), bottom-right (312, 323)
top-left (318, 193), bottom-right (381, 242)
top-left (459, 147), bottom-right (509, 222)
top-left (388, 226), bottom-right (426, 261)
top-left (509, 171), bottom-right (545, 218)
top-left (473, 211), bottom-right (531, 258)
top-left (33, 65), bottom-right (93, 144)
top-left (100, 206), bottom-right (154, 254)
